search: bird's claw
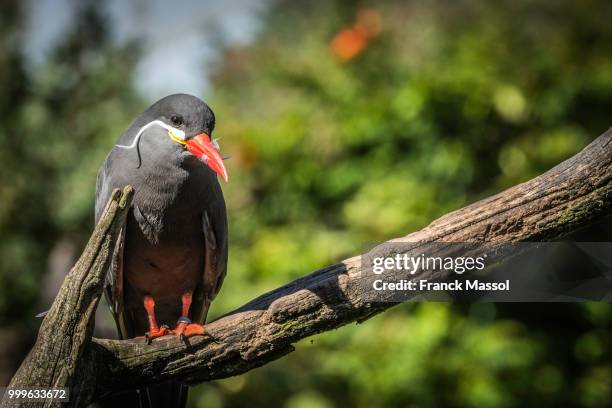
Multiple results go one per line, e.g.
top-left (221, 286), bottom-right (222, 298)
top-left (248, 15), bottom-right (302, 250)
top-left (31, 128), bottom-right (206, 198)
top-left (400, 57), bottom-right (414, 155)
top-left (185, 323), bottom-right (205, 336)
top-left (140, 323), bottom-right (205, 345)
top-left (144, 326), bottom-right (171, 344)
top-left (173, 321), bottom-right (206, 342)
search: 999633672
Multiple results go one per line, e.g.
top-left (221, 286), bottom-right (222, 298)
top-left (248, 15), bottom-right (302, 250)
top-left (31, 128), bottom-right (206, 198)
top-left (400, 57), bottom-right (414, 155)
top-left (1, 387), bottom-right (69, 402)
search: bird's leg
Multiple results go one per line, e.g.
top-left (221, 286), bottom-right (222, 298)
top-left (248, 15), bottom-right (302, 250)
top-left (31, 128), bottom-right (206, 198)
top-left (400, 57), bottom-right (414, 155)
top-left (173, 291), bottom-right (205, 340)
top-left (143, 295), bottom-right (170, 342)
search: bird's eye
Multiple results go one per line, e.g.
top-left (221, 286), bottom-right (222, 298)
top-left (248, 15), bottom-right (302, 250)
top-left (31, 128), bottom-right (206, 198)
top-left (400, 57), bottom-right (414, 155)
top-left (170, 114), bottom-right (183, 126)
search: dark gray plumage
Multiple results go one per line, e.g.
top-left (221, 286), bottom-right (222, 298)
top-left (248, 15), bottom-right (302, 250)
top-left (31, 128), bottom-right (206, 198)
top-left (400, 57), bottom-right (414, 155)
top-left (95, 94), bottom-right (228, 408)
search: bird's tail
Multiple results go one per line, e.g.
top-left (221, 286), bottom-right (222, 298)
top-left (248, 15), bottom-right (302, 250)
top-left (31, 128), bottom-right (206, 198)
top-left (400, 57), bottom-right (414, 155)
top-left (141, 381), bottom-right (188, 408)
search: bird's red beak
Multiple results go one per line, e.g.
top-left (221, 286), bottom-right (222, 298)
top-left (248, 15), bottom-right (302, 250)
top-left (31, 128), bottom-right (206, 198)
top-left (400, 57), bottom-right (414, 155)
top-left (185, 133), bottom-right (229, 182)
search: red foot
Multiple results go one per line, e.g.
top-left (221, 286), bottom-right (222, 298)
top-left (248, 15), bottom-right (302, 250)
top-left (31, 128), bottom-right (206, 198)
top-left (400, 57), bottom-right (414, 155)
top-left (141, 296), bottom-right (171, 343)
top-left (173, 321), bottom-right (205, 340)
top-left (173, 292), bottom-right (206, 341)
top-left (144, 325), bottom-right (171, 343)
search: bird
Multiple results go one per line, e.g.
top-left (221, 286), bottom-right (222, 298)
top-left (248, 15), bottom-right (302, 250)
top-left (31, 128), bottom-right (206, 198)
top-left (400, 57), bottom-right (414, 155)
top-left (94, 94), bottom-right (228, 408)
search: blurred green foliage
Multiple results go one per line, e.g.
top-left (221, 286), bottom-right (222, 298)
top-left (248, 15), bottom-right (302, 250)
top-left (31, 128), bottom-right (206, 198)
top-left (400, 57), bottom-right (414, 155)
top-left (0, 0), bottom-right (143, 370)
top-left (1, 0), bottom-right (611, 407)
top-left (203, 1), bottom-right (612, 407)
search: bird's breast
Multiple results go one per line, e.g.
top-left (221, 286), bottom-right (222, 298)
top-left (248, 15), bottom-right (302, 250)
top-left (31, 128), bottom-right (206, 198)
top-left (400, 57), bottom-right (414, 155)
top-left (123, 209), bottom-right (204, 302)
top-left (117, 154), bottom-right (217, 302)
top-left (126, 160), bottom-right (214, 244)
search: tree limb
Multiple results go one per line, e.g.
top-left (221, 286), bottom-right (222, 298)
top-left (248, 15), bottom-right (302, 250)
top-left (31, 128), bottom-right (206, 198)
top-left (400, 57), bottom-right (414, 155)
top-left (94, 129), bottom-right (610, 398)
top-left (9, 129), bottom-right (612, 406)
top-left (6, 186), bottom-right (134, 407)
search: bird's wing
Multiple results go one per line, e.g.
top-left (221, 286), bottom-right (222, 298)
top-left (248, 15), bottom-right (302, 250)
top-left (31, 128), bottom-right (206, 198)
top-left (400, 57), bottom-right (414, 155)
top-left (193, 188), bottom-right (228, 325)
top-left (105, 226), bottom-right (130, 339)
top-left (95, 156), bottom-right (131, 339)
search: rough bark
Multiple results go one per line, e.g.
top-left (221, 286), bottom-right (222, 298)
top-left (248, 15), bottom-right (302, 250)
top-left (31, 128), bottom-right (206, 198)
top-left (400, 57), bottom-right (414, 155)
top-left (6, 186), bottom-right (134, 407)
top-left (8, 130), bottom-right (612, 406)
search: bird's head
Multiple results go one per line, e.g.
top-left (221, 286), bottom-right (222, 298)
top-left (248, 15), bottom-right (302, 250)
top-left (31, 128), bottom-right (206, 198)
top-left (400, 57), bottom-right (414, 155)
top-left (118, 94), bottom-right (228, 182)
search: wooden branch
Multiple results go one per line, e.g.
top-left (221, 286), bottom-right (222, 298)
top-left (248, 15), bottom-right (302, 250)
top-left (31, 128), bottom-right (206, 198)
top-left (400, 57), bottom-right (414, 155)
top-left (93, 129), bottom-right (610, 399)
top-left (6, 186), bottom-right (134, 408)
top-left (8, 129), bottom-right (611, 406)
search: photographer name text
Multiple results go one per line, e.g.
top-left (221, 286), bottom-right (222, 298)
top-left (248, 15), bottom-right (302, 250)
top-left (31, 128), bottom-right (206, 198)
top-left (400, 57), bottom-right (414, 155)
top-left (373, 279), bottom-right (510, 292)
